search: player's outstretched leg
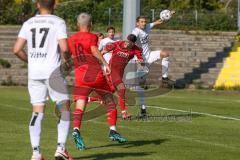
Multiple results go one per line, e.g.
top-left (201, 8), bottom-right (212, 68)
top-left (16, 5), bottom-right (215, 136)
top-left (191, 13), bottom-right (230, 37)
top-left (160, 51), bottom-right (175, 87)
top-left (72, 100), bottom-right (86, 150)
top-left (104, 94), bottom-right (128, 143)
top-left (54, 100), bottom-right (73, 160)
top-left (116, 83), bottom-right (132, 120)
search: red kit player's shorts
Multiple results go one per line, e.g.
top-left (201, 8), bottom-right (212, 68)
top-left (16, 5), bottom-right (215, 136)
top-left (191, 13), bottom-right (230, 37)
top-left (73, 66), bottom-right (113, 101)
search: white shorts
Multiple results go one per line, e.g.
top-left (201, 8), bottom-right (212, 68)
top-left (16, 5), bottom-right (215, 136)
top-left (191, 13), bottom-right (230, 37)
top-left (103, 52), bottom-right (112, 64)
top-left (28, 78), bottom-right (69, 105)
top-left (145, 50), bottom-right (161, 64)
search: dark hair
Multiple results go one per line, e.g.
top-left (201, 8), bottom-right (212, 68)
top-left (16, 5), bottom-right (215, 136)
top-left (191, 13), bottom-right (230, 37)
top-left (106, 26), bottom-right (115, 32)
top-left (136, 16), bottom-right (146, 22)
top-left (37, 0), bottom-right (55, 10)
top-left (127, 34), bottom-right (137, 43)
top-left (97, 33), bottom-right (104, 38)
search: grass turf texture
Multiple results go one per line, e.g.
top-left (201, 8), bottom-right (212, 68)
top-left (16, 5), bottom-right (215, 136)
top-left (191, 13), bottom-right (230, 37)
top-left (0, 87), bottom-right (240, 160)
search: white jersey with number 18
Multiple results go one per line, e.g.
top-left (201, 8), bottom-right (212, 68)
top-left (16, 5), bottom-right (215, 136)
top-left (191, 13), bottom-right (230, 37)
top-left (18, 14), bottom-right (67, 80)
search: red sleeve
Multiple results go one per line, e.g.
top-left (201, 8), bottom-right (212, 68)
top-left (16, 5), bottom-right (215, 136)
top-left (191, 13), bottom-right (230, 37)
top-left (105, 42), bottom-right (117, 52)
top-left (90, 34), bottom-right (98, 47)
top-left (134, 46), bottom-right (144, 62)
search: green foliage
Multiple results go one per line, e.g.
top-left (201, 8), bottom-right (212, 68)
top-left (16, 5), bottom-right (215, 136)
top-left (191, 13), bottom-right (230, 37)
top-left (0, 59), bottom-right (11, 68)
top-left (0, 0), bottom-right (238, 31)
top-left (55, 0), bottom-right (122, 31)
top-left (0, 0), bottom-right (35, 24)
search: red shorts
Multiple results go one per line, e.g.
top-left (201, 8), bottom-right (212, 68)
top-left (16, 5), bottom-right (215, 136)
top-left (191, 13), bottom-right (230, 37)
top-left (109, 70), bottom-right (123, 87)
top-left (73, 69), bottom-right (113, 101)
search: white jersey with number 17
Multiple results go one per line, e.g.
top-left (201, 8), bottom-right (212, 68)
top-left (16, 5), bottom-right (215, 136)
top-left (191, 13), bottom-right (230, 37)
top-left (18, 14), bottom-right (67, 80)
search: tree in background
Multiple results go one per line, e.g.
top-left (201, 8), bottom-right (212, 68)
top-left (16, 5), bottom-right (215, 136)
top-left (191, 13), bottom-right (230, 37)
top-left (0, 0), bottom-right (238, 31)
top-left (0, 0), bottom-right (34, 24)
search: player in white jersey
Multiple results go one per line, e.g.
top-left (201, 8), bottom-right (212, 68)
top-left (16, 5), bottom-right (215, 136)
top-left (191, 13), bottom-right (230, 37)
top-left (98, 26), bottom-right (116, 63)
top-left (132, 15), bottom-right (175, 117)
top-left (13, 0), bottom-right (72, 159)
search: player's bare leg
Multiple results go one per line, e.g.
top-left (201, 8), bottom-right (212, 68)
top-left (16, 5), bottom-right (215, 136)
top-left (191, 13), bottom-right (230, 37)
top-left (116, 83), bottom-right (132, 120)
top-left (103, 94), bottom-right (128, 143)
top-left (30, 105), bottom-right (45, 160)
top-left (160, 51), bottom-right (175, 86)
top-left (72, 99), bottom-right (87, 150)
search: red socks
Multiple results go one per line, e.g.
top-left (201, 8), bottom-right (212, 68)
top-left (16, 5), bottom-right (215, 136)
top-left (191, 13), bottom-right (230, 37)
top-left (106, 102), bottom-right (117, 127)
top-left (117, 88), bottom-right (126, 112)
top-left (73, 108), bottom-right (84, 129)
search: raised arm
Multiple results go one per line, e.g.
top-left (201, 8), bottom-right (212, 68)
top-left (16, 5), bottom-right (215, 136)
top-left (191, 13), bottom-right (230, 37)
top-left (152, 10), bottom-right (176, 27)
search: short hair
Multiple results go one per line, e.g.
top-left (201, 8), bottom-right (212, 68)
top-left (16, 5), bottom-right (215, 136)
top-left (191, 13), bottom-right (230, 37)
top-left (136, 16), bottom-right (146, 22)
top-left (107, 26), bottom-right (115, 32)
top-left (37, 0), bottom-right (55, 10)
top-left (127, 34), bottom-right (137, 43)
top-left (77, 13), bottom-right (92, 26)
top-left (97, 33), bottom-right (104, 38)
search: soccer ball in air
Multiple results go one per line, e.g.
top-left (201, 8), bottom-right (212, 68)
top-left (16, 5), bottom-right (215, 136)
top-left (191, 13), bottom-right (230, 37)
top-left (160, 9), bottom-right (172, 21)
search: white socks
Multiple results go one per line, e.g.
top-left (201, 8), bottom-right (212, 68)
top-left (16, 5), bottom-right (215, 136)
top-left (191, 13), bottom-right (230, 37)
top-left (110, 126), bottom-right (117, 131)
top-left (135, 85), bottom-right (145, 107)
top-left (29, 112), bottom-right (44, 155)
top-left (29, 111), bottom-right (70, 154)
top-left (161, 57), bottom-right (169, 78)
top-left (57, 111), bottom-right (70, 151)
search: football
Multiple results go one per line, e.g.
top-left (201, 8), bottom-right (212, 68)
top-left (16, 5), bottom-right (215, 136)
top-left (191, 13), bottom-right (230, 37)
top-left (160, 9), bottom-right (172, 21)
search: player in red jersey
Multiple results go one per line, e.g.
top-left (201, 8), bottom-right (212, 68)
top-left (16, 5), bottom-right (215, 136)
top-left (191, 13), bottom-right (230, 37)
top-left (103, 34), bottom-right (144, 119)
top-left (68, 13), bottom-right (127, 150)
top-left (88, 34), bottom-right (144, 119)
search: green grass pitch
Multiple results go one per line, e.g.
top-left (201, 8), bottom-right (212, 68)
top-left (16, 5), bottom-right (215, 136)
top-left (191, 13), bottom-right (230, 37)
top-left (0, 87), bottom-right (240, 160)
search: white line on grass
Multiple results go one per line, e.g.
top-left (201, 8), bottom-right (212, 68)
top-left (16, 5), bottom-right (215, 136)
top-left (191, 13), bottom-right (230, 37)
top-left (147, 105), bottom-right (240, 121)
top-left (2, 102), bottom-right (240, 121)
top-left (148, 94), bottom-right (240, 104)
top-left (1, 103), bottom-right (239, 150)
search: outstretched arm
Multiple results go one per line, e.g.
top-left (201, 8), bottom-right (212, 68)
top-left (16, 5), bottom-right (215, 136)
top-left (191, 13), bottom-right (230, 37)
top-left (152, 10), bottom-right (176, 28)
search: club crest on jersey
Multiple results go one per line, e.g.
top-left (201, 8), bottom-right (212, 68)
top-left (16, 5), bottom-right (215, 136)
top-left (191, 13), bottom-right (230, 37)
top-left (117, 51), bottom-right (129, 58)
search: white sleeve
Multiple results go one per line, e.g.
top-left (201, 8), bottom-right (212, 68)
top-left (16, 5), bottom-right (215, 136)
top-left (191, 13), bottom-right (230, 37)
top-left (18, 22), bottom-right (28, 40)
top-left (98, 40), bottom-right (104, 51)
top-left (132, 28), bottom-right (139, 37)
top-left (57, 21), bottom-right (67, 40)
top-left (145, 23), bottom-right (154, 33)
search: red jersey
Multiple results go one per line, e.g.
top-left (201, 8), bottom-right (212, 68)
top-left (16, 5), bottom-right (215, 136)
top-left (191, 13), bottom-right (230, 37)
top-left (68, 32), bottom-right (104, 85)
top-left (105, 41), bottom-right (143, 86)
top-left (68, 32), bottom-right (112, 101)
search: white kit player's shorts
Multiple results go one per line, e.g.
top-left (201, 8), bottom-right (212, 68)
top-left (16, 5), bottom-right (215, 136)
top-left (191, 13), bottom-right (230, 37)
top-left (28, 77), bottom-right (69, 105)
top-left (145, 50), bottom-right (162, 65)
top-left (103, 52), bottom-right (112, 64)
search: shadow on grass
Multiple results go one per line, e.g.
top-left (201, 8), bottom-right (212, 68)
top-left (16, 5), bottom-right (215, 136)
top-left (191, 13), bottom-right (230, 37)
top-left (87, 138), bottom-right (168, 150)
top-left (74, 139), bottom-right (166, 159)
top-left (73, 151), bottom-right (154, 160)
